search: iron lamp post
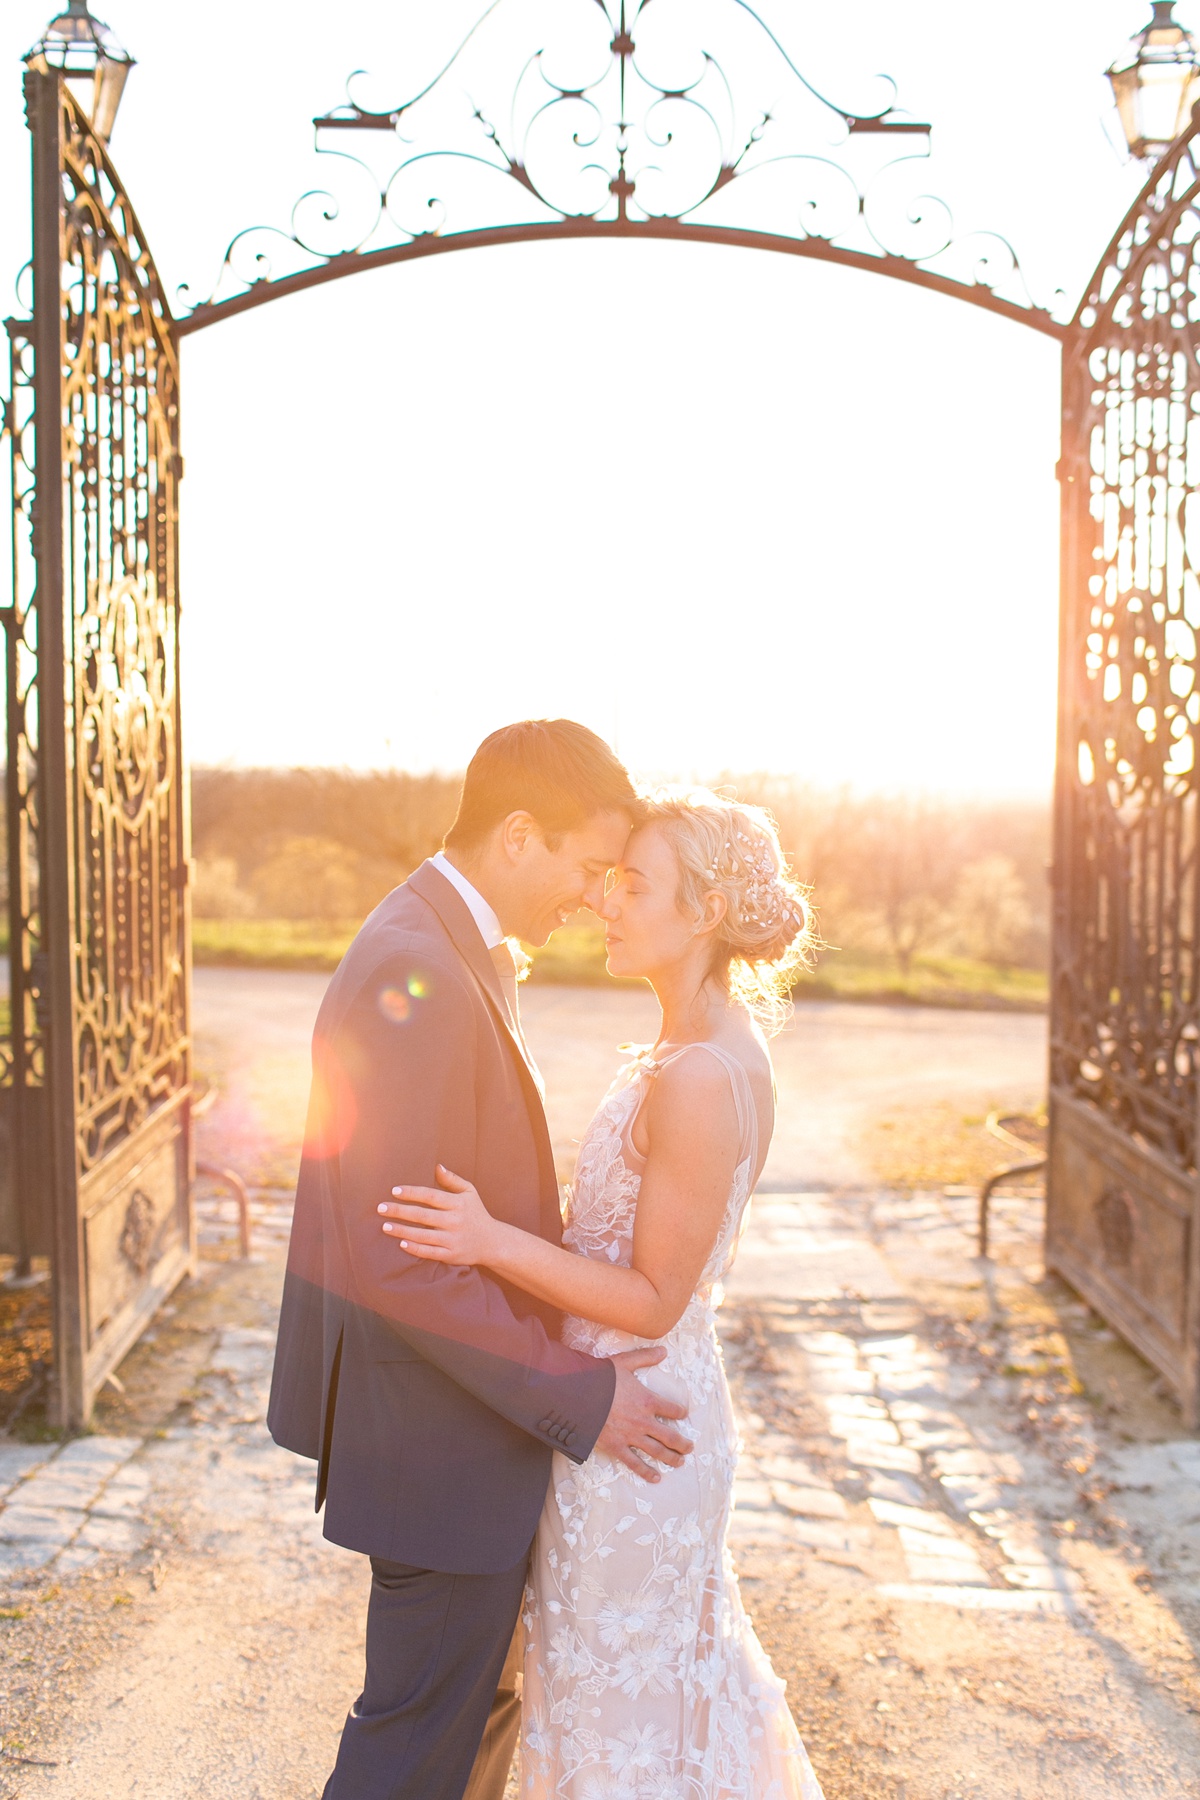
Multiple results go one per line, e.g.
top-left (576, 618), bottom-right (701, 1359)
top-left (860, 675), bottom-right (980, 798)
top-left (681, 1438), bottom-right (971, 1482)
top-left (24, 0), bottom-right (134, 143)
top-left (1107, 0), bottom-right (1200, 163)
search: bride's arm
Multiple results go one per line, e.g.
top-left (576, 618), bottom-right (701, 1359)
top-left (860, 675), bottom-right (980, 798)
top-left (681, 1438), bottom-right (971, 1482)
top-left (378, 1056), bottom-right (740, 1338)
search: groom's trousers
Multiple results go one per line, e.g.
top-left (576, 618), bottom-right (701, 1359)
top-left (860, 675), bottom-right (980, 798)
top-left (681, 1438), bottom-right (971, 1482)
top-left (323, 1553), bottom-right (528, 1800)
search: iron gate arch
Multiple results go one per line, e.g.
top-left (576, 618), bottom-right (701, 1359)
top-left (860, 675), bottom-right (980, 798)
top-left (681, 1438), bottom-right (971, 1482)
top-left (3, 0), bottom-right (1200, 1425)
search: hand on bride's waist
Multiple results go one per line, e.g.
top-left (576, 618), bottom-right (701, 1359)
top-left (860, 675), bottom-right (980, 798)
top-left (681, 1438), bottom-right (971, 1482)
top-left (564, 1319), bottom-right (692, 1412)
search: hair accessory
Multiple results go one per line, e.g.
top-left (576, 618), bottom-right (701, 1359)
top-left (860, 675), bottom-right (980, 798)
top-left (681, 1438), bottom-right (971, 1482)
top-left (706, 821), bottom-right (790, 932)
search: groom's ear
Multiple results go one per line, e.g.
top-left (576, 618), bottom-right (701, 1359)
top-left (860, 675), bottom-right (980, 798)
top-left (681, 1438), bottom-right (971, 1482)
top-left (499, 810), bottom-right (539, 860)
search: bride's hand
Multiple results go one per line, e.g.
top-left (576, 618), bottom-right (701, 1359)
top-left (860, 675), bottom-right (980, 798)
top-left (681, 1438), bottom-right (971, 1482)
top-left (378, 1166), bottom-right (499, 1266)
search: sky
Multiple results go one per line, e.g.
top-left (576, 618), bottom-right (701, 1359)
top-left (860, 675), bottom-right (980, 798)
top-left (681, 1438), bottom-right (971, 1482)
top-left (0, 2), bottom-right (1162, 792)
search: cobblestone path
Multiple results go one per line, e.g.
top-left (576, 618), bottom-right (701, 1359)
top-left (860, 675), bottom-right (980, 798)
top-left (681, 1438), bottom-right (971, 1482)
top-left (1, 983), bottom-right (1197, 1796)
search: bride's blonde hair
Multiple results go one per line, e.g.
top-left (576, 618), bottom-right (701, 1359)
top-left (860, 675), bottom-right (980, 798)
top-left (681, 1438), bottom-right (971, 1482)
top-left (640, 788), bottom-right (815, 1033)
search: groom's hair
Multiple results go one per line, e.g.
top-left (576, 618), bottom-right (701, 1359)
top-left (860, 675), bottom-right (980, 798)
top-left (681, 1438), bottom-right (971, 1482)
top-left (445, 719), bottom-right (639, 852)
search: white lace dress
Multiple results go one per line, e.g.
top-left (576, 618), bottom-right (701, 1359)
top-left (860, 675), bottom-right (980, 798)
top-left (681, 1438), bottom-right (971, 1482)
top-left (519, 1044), bottom-right (825, 1800)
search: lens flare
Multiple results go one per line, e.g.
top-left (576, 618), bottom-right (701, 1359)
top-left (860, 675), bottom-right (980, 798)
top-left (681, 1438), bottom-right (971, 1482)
top-left (303, 1041), bottom-right (357, 1160)
top-left (378, 986), bottom-right (412, 1024)
top-left (406, 974), bottom-right (429, 999)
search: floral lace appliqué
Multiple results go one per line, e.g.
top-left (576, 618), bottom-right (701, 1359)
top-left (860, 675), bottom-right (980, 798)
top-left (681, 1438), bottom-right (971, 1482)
top-left (520, 1054), bottom-right (825, 1800)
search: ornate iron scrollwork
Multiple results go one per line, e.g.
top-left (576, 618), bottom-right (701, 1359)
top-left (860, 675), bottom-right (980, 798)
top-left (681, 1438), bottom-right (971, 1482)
top-left (1094, 1184), bottom-right (1135, 1267)
top-left (1054, 124), bottom-right (1200, 1171)
top-left (119, 1187), bottom-right (155, 1275)
top-left (3, 321), bottom-right (40, 1099)
top-left (5, 73), bottom-right (193, 1421)
top-left (176, 0), bottom-right (1058, 338)
top-left (56, 89), bottom-right (188, 1172)
top-left (3, 298), bottom-right (43, 1270)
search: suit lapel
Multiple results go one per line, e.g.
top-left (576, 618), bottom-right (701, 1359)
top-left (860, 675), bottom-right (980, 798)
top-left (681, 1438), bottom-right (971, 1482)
top-left (409, 863), bottom-right (538, 1080)
top-left (409, 859), bottom-right (507, 1007)
top-left (407, 862), bottom-right (560, 1236)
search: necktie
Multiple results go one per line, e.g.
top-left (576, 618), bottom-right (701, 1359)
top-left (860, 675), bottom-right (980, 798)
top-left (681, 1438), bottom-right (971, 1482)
top-left (489, 940), bottom-right (520, 1027)
top-left (489, 940), bottom-right (545, 1099)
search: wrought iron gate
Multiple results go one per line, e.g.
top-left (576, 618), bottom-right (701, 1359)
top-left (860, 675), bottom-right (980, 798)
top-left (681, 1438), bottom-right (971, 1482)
top-left (1, 71), bottom-right (191, 1427)
top-left (6, 1), bottom-right (1200, 1430)
top-left (1049, 121), bottom-right (1200, 1427)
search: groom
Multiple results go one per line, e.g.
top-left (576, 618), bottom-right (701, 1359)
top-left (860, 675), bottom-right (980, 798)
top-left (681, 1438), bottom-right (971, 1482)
top-left (268, 720), bottom-right (692, 1800)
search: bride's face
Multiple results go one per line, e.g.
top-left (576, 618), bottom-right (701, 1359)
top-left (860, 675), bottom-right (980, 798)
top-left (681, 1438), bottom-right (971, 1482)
top-left (599, 824), bottom-right (699, 978)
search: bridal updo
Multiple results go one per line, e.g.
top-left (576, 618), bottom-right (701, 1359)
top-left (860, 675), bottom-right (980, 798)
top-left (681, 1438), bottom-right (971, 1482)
top-left (641, 788), bottom-right (815, 1031)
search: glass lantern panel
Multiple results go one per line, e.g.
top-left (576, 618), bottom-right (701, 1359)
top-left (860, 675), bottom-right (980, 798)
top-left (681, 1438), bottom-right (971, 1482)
top-left (1137, 60), bottom-right (1194, 147)
top-left (91, 56), bottom-right (130, 140)
top-left (1110, 62), bottom-right (1143, 153)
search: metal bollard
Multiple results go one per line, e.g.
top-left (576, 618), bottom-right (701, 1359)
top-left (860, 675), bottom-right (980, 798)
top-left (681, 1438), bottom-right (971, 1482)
top-left (978, 1156), bottom-right (1047, 1259)
top-left (977, 1110), bottom-right (1047, 1258)
top-left (195, 1159), bottom-right (253, 1259)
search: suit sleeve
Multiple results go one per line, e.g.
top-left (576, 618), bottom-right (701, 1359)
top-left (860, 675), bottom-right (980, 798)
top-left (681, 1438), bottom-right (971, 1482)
top-left (324, 950), bottom-right (615, 1463)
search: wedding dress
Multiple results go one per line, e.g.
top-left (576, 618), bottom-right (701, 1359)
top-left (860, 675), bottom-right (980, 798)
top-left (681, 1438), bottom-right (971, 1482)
top-left (519, 1044), bottom-right (826, 1800)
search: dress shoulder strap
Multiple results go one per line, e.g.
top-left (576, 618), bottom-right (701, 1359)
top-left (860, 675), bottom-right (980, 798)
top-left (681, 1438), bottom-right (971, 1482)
top-left (651, 1042), bottom-right (758, 1166)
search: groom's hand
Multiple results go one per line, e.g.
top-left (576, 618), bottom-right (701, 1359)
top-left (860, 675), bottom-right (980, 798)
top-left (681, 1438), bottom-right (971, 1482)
top-left (595, 1347), bottom-right (692, 1483)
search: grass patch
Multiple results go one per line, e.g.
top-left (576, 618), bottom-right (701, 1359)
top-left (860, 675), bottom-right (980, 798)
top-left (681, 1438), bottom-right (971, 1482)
top-left (192, 918), bottom-right (359, 972)
top-left (528, 920), bottom-right (1047, 1008)
top-left (795, 947), bottom-right (1047, 1011)
top-left (189, 914), bottom-right (1047, 1011)
top-left (865, 1101), bottom-right (1046, 1190)
top-left (522, 914), bottom-right (642, 988)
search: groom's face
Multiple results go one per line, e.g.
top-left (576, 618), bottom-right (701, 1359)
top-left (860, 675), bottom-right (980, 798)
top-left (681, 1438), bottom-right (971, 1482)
top-left (508, 809), bottom-right (632, 946)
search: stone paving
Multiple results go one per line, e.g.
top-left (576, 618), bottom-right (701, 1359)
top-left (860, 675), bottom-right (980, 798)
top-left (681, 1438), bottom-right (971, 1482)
top-left (0, 1437), bottom-right (146, 1576)
top-left (3, 1188), bottom-right (1200, 1795)
top-left (0, 1327), bottom-right (316, 1581)
top-left (731, 1322), bottom-right (1081, 1615)
top-left (0, 1308), bottom-right (351, 1800)
top-left (2, 982), bottom-right (1197, 1795)
top-left (720, 1184), bottom-right (1200, 1636)
top-left (0, 1183), bottom-right (309, 1587)
top-left (4, 1182), bottom-right (1196, 1641)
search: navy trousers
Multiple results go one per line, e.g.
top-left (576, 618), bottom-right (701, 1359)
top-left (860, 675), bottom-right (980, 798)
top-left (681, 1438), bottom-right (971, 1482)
top-left (323, 1554), bottom-right (528, 1800)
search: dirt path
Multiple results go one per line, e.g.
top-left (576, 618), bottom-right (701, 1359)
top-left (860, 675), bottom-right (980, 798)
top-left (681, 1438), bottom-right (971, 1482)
top-left (189, 969), bottom-right (1048, 1190)
top-left (719, 1191), bottom-right (1200, 1799)
top-left (3, 979), bottom-right (1197, 1799)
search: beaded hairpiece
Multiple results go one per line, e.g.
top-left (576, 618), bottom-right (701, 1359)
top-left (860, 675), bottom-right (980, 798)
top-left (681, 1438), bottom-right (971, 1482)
top-left (707, 822), bottom-right (793, 932)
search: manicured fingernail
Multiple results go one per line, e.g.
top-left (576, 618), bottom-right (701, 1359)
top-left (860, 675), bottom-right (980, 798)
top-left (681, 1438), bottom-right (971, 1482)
top-left (400, 1240), bottom-right (409, 1249)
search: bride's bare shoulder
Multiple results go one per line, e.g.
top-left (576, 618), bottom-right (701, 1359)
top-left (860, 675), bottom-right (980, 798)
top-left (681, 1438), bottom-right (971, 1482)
top-left (713, 1014), bottom-right (774, 1082)
top-left (651, 1031), bottom-right (768, 1112)
top-left (644, 1045), bottom-right (740, 1129)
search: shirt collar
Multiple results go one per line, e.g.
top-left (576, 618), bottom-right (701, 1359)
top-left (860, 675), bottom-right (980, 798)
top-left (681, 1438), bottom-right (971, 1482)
top-left (430, 851), bottom-right (505, 950)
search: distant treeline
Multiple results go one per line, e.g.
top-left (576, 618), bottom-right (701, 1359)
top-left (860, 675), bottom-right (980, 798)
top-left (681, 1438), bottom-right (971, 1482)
top-left (190, 766), bottom-right (459, 924)
top-left (190, 767), bottom-right (1051, 974)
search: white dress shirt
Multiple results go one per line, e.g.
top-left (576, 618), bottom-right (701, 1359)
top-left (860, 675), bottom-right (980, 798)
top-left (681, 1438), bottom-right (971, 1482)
top-left (430, 853), bottom-right (544, 1098)
top-left (430, 851), bottom-right (505, 950)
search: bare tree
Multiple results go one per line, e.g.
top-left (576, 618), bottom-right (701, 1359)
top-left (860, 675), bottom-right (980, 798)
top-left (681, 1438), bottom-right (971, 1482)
top-left (952, 855), bottom-right (1034, 968)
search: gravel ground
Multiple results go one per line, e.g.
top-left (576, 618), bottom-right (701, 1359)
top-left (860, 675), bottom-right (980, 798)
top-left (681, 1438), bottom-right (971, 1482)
top-left (188, 968), bottom-right (1048, 1192)
top-left (1, 977), bottom-right (1196, 1799)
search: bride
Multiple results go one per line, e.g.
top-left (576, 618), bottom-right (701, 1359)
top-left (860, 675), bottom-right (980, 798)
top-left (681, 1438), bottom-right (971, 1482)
top-left (378, 790), bottom-right (826, 1800)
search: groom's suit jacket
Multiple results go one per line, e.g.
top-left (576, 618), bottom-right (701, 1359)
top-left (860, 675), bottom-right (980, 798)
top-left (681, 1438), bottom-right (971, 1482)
top-left (267, 860), bottom-right (616, 1574)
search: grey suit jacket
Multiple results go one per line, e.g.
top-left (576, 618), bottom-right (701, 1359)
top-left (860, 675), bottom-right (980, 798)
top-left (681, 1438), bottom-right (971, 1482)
top-left (266, 860), bottom-right (616, 1573)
